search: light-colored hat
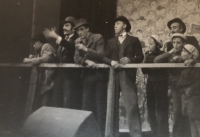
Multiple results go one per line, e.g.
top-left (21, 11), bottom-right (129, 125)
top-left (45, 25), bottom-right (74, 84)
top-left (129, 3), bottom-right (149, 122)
top-left (183, 44), bottom-right (199, 58)
top-left (151, 35), bottom-right (159, 42)
top-left (171, 33), bottom-right (187, 41)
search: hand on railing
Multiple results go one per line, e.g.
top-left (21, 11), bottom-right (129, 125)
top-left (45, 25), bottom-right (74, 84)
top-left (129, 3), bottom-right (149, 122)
top-left (111, 61), bottom-right (121, 69)
top-left (85, 60), bottom-right (98, 69)
top-left (119, 57), bottom-right (130, 65)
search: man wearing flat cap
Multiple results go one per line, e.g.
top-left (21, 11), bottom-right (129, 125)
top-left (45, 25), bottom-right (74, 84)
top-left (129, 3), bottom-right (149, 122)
top-left (96, 16), bottom-right (143, 137)
top-left (43, 16), bottom-right (82, 109)
top-left (74, 19), bottom-right (108, 137)
top-left (155, 32), bottom-right (194, 137)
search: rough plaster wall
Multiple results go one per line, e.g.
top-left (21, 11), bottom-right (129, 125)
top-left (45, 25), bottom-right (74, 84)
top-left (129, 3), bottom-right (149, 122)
top-left (117, 0), bottom-right (200, 131)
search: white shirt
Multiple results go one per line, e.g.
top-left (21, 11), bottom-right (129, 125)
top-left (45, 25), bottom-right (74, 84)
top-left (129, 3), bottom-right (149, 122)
top-left (56, 33), bottom-right (75, 44)
top-left (118, 32), bottom-right (127, 44)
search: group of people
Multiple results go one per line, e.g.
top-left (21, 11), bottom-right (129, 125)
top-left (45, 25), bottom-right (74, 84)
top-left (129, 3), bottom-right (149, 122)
top-left (23, 15), bottom-right (200, 137)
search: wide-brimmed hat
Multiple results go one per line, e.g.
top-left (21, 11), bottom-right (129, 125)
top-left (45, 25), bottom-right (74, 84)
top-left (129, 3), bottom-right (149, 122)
top-left (167, 18), bottom-right (186, 33)
top-left (171, 33), bottom-right (187, 41)
top-left (61, 16), bottom-right (77, 26)
top-left (74, 19), bottom-right (90, 29)
top-left (31, 33), bottom-right (46, 43)
top-left (115, 16), bottom-right (131, 32)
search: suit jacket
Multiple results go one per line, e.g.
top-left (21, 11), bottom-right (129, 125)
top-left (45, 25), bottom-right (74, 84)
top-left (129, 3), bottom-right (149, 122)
top-left (74, 32), bottom-right (105, 65)
top-left (29, 43), bottom-right (56, 94)
top-left (102, 35), bottom-right (144, 82)
top-left (31, 43), bottom-right (56, 64)
top-left (57, 33), bottom-right (78, 63)
top-left (74, 32), bottom-right (108, 79)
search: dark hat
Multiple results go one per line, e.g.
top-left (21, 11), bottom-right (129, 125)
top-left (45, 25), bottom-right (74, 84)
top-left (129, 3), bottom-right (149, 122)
top-left (31, 33), bottom-right (47, 43)
top-left (74, 19), bottom-right (89, 29)
top-left (61, 16), bottom-right (77, 26)
top-left (167, 18), bottom-right (186, 33)
top-left (115, 16), bottom-right (131, 32)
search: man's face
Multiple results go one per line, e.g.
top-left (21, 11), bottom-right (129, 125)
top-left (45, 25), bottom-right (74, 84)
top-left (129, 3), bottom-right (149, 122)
top-left (114, 21), bottom-right (126, 34)
top-left (170, 22), bottom-right (183, 34)
top-left (76, 26), bottom-right (89, 39)
top-left (172, 37), bottom-right (184, 53)
top-left (33, 41), bottom-right (43, 53)
top-left (63, 23), bottom-right (73, 36)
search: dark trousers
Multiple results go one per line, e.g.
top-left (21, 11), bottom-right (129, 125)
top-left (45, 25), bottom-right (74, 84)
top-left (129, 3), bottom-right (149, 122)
top-left (53, 69), bottom-right (82, 109)
top-left (146, 80), bottom-right (169, 137)
top-left (190, 118), bottom-right (200, 137)
top-left (172, 83), bottom-right (191, 137)
top-left (82, 72), bottom-right (108, 137)
top-left (119, 71), bottom-right (142, 137)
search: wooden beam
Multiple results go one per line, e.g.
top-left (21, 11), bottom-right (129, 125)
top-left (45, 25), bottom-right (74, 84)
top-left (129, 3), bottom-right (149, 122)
top-left (105, 68), bottom-right (116, 137)
top-left (24, 67), bottom-right (38, 118)
top-left (0, 63), bottom-right (200, 68)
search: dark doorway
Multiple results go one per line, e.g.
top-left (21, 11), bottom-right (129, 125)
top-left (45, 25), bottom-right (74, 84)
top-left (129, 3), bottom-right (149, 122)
top-left (59, 0), bottom-right (117, 43)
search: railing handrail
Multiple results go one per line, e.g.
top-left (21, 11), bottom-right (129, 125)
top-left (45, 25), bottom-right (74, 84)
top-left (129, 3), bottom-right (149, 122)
top-left (0, 63), bottom-right (200, 68)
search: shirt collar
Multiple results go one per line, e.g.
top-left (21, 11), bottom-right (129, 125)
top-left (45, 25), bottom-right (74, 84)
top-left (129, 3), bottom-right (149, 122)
top-left (119, 32), bottom-right (127, 38)
top-left (68, 33), bottom-right (74, 39)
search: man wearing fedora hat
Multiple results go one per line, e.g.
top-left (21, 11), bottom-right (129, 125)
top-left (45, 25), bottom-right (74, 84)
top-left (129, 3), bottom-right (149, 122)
top-left (104, 16), bottom-right (143, 137)
top-left (75, 16), bottom-right (144, 137)
top-left (43, 16), bottom-right (82, 109)
top-left (85, 16), bottom-right (144, 137)
top-left (74, 19), bottom-right (108, 137)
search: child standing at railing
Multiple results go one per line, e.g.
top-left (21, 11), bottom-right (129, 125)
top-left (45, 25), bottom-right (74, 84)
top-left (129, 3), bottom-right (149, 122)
top-left (23, 33), bottom-right (56, 107)
top-left (176, 44), bottom-right (200, 137)
top-left (142, 35), bottom-right (169, 137)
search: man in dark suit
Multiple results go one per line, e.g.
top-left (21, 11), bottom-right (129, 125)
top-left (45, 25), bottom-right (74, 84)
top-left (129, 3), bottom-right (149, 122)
top-left (78, 16), bottom-right (144, 137)
top-left (104, 16), bottom-right (144, 137)
top-left (74, 19), bottom-right (108, 137)
top-left (43, 16), bottom-right (82, 109)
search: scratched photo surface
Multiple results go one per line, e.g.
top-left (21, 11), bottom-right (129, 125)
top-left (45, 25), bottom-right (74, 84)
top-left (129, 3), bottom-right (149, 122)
top-left (0, 0), bottom-right (200, 137)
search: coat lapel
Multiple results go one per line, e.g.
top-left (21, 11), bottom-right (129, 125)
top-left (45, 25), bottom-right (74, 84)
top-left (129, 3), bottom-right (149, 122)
top-left (113, 37), bottom-right (119, 50)
top-left (123, 35), bottom-right (132, 50)
top-left (86, 32), bottom-right (93, 48)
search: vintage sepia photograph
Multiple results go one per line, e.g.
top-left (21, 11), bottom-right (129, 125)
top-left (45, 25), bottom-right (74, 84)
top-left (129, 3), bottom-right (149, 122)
top-left (0, 0), bottom-right (200, 137)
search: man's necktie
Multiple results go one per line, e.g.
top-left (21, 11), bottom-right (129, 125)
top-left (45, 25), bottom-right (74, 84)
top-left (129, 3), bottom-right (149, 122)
top-left (65, 36), bottom-right (69, 41)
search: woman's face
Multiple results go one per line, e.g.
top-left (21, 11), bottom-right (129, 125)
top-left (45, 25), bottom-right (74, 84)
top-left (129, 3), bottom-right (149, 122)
top-left (148, 37), bottom-right (156, 52)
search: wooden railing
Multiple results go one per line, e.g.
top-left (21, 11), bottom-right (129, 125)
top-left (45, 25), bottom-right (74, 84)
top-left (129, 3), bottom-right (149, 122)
top-left (1, 63), bottom-right (200, 137)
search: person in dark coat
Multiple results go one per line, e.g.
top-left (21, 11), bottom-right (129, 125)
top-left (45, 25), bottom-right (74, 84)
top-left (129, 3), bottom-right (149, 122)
top-left (142, 35), bottom-right (169, 137)
top-left (74, 19), bottom-right (108, 137)
top-left (176, 44), bottom-right (200, 137)
top-left (165, 18), bottom-right (200, 63)
top-left (43, 16), bottom-right (82, 109)
top-left (92, 16), bottom-right (143, 137)
top-left (23, 33), bottom-right (56, 107)
top-left (155, 33), bottom-right (194, 137)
